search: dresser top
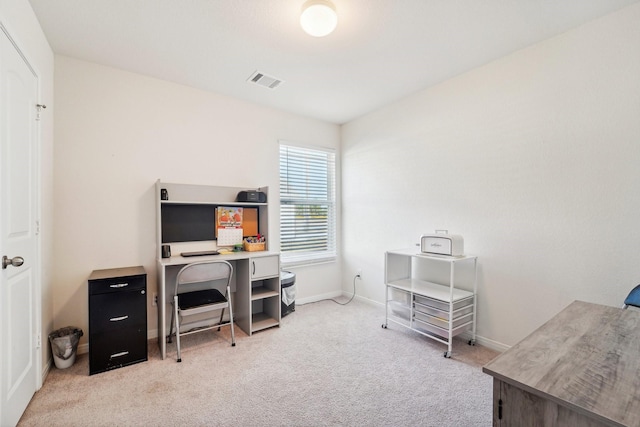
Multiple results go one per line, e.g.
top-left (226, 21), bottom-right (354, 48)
top-left (88, 266), bottom-right (146, 281)
top-left (483, 300), bottom-right (640, 427)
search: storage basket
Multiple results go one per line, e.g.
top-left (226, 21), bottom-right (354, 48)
top-left (244, 241), bottom-right (266, 252)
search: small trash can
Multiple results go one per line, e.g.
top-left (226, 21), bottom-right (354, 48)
top-left (49, 326), bottom-right (83, 369)
top-left (281, 271), bottom-right (296, 317)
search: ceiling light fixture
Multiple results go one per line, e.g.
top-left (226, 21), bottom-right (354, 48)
top-left (300, 0), bottom-right (337, 37)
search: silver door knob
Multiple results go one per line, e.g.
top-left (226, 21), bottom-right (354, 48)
top-left (2, 256), bottom-right (24, 269)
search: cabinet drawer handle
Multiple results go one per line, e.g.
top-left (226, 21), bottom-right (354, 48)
top-left (110, 315), bottom-right (129, 322)
top-left (110, 283), bottom-right (129, 288)
top-left (110, 351), bottom-right (129, 359)
top-left (252, 261), bottom-right (255, 275)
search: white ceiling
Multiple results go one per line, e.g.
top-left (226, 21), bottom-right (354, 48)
top-left (28, 0), bottom-right (639, 124)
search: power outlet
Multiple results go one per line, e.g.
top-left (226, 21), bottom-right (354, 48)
top-left (356, 269), bottom-right (362, 279)
top-left (153, 293), bottom-right (158, 307)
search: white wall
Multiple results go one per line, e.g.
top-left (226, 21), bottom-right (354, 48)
top-left (1, 0), bottom-right (55, 372)
top-left (341, 3), bottom-right (640, 349)
top-left (53, 56), bottom-right (341, 344)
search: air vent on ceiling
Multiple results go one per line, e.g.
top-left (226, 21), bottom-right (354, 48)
top-left (247, 71), bottom-right (284, 90)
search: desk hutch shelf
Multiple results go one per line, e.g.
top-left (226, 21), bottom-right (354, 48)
top-left (155, 180), bottom-right (270, 258)
top-left (383, 249), bottom-right (478, 358)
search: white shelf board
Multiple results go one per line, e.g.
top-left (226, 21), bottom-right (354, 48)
top-left (387, 248), bottom-right (477, 262)
top-left (388, 278), bottom-right (473, 302)
top-left (160, 200), bottom-right (266, 206)
top-left (251, 287), bottom-right (279, 301)
top-left (251, 312), bottom-right (279, 332)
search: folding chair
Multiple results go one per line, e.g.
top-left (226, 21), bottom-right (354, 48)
top-left (168, 260), bottom-right (236, 362)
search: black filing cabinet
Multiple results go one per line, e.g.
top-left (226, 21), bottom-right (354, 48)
top-left (88, 266), bottom-right (148, 375)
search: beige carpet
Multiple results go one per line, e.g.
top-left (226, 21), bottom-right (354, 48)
top-left (19, 299), bottom-right (499, 426)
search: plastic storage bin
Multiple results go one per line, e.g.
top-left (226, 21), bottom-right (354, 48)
top-left (281, 271), bottom-right (296, 317)
top-left (49, 326), bottom-right (83, 369)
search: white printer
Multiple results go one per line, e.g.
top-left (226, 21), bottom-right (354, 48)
top-left (420, 232), bottom-right (464, 257)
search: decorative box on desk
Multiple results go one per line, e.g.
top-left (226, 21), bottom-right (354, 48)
top-left (244, 241), bottom-right (266, 252)
top-left (244, 235), bottom-right (266, 252)
top-left (88, 266), bottom-right (148, 375)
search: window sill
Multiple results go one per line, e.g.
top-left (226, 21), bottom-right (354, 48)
top-left (281, 255), bottom-right (336, 269)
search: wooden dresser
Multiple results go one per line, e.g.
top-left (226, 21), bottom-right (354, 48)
top-left (483, 300), bottom-right (640, 427)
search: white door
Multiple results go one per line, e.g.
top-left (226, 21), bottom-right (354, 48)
top-left (0, 28), bottom-right (40, 427)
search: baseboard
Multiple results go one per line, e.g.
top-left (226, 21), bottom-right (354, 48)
top-left (41, 357), bottom-right (52, 386)
top-left (296, 290), bottom-right (343, 305)
top-left (77, 342), bottom-right (89, 355)
top-left (459, 331), bottom-right (509, 353)
top-left (148, 328), bottom-right (159, 340)
top-left (354, 295), bottom-right (383, 307)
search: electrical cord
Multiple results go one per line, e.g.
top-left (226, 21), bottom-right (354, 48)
top-left (331, 274), bottom-right (359, 305)
top-left (297, 273), bottom-right (360, 307)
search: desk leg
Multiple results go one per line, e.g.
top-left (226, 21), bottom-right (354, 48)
top-left (157, 263), bottom-right (166, 359)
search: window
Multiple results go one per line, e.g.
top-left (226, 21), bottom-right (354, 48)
top-left (279, 143), bottom-right (336, 265)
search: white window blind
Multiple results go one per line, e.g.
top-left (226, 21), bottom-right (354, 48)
top-left (279, 143), bottom-right (336, 264)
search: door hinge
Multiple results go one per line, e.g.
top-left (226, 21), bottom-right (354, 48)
top-left (498, 398), bottom-right (503, 420)
top-left (35, 333), bottom-right (41, 349)
top-left (36, 220), bottom-right (40, 235)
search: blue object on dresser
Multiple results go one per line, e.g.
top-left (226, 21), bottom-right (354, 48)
top-left (623, 284), bottom-right (640, 309)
